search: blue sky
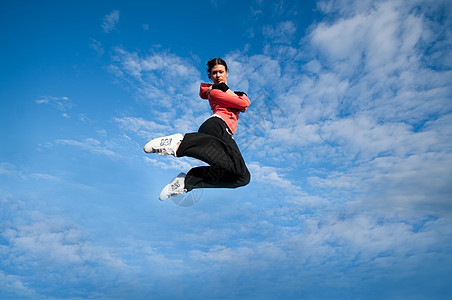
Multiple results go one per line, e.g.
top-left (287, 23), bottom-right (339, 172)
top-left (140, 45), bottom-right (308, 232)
top-left (1, 0), bottom-right (451, 299)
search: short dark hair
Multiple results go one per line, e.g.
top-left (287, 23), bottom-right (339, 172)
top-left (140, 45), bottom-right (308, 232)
top-left (207, 58), bottom-right (228, 80)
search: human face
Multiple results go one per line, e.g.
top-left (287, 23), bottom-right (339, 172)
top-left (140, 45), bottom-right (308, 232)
top-left (210, 64), bottom-right (228, 84)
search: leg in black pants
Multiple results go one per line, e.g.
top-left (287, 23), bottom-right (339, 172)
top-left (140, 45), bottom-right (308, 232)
top-left (176, 117), bottom-right (250, 191)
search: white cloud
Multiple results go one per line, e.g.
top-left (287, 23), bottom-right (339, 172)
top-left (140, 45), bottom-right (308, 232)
top-left (0, 196), bottom-right (189, 298)
top-left (0, 162), bottom-right (18, 176)
top-left (263, 21), bottom-right (297, 44)
top-left (42, 0), bottom-right (452, 293)
top-left (109, 47), bottom-right (208, 137)
top-left (35, 95), bottom-right (69, 105)
top-left (90, 38), bottom-right (104, 55)
top-left (35, 95), bottom-right (72, 117)
top-left (296, 1), bottom-right (451, 217)
top-left (0, 271), bottom-right (38, 298)
top-left (110, 47), bottom-right (201, 96)
top-left (144, 156), bottom-right (199, 172)
top-left (225, 52), bottom-right (282, 94)
top-left (1, 198), bottom-right (125, 294)
top-left (4, 0), bottom-right (452, 298)
top-left (248, 161), bottom-right (302, 193)
top-left (102, 10), bottom-right (119, 33)
top-left (102, 0), bottom-right (452, 222)
top-left (259, 1), bottom-right (449, 205)
top-left (56, 138), bottom-right (117, 157)
top-left (111, 47), bottom-right (200, 81)
top-left (177, 202), bottom-right (451, 300)
top-left (114, 116), bottom-right (173, 139)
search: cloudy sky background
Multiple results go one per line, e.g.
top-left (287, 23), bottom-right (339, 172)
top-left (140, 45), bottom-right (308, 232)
top-left (1, 0), bottom-right (451, 299)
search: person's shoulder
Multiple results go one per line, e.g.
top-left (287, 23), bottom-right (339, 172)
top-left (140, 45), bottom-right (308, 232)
top-left (199, 82), bottom-right (211, 99)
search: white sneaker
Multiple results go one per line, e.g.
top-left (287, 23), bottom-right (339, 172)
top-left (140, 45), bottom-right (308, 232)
top-left (143, 133), bottom-right (183, 156)
top-left (159, 172), bottom-right (187, 201)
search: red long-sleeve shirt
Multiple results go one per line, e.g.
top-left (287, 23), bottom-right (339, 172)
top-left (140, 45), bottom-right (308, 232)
top-left (199, 82), bottom-right (250, 134)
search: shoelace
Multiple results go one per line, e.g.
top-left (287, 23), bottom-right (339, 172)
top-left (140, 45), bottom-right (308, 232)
top-left (167, 179), bottom-right (186, 197)
top-left (154, 137), bottom-right (176, 155)
top-left (171, 181), bottom-right (181, 191)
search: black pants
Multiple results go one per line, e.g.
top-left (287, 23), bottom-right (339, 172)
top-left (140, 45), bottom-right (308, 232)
top-left (176, 117), bottom-right (250, 191)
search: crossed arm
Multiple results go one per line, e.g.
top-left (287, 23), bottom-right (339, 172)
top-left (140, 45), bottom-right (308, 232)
top-left (200, 82), bottom-right (250, 111)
